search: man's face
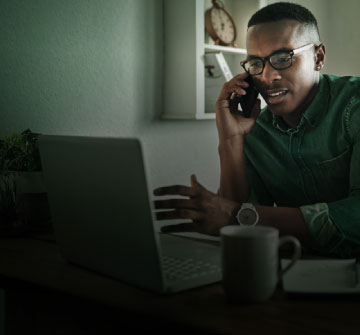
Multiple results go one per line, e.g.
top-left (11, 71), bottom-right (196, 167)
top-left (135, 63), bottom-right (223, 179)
top-left (246, 20), bottom-right (319, 117)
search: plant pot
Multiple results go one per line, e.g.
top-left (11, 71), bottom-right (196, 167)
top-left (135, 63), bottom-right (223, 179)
top-left (14, 171), bottom-right (47, 194)
top-left (0, 173), bottom-right (28, 236)
top-left (0, 218), bottom-right (29, 237)
top-left (13, 171), bottom-right (52, 232)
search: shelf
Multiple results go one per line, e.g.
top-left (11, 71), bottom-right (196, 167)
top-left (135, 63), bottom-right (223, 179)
top-left (204, 44), bottom-right (247, 55)
top-left (162, 0), bottom-right (261, 120)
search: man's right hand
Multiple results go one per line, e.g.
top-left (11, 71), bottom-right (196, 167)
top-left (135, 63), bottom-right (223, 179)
top-left (216, 73), bottom-right (261, 143)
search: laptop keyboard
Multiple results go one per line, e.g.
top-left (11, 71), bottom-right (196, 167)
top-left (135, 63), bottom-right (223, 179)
top-left (162, 255), bottom-right (221, 282)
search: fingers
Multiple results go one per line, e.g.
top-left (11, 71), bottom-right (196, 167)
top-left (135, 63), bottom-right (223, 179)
top-left (155, 209), bottom-right (202, 221)
top-left (161, 223), bottom-right (199, 234)
top-left (153, 185), bottom-right (196, 197)
top-left (190, 174), bottom-right (203, 189)
top-left (154, 175), bottom-right (210, 199)
top-left (217, 99), bottom-right (229, 110)
top-left (227, 84), bottom-right (247, 96)
top-left (223, 81), bottom-right (247, 97)
top-left (218, 73), bottom-right (250, 101)
top-left (154, 198), bottom-right (197, 210)
top-left (190, 174), bottom-right (197, 187)
top-left (153, 177), bottom-right (205, 218)
top-left (191, 174), bottom-right (210, 192)
top-left (153, 177), bottom-right (215, 233)
top-left (232, 73), bottom-right (250, 87)
top-left (250, 99), bottom-right (262, 120)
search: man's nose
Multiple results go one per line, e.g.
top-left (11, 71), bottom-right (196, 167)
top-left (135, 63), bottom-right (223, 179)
top-left (260, 61), bottom-right (282, 85)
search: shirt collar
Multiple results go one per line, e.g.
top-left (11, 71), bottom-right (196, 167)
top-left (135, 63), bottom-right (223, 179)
top-left (271, 74), bottom-right (330, 133)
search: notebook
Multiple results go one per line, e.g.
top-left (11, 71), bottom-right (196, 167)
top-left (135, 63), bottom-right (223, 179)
top-left (281, 258), bottom-right (360, 294)
top-left (38, 135), bottom-right (221, 294)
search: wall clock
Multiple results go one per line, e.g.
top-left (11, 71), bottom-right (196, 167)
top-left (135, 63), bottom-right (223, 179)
top-left (205, 0), bottom-right (238, 47)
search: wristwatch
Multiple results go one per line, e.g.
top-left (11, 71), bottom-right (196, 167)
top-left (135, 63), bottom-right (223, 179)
top-left (236, 203), bottom-right (259, 226)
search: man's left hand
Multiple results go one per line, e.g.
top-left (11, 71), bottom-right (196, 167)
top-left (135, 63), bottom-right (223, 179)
top-left (153, 175), bottom-right (240, 236)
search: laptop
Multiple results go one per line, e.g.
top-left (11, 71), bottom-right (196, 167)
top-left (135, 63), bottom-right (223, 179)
top-left (38, 135), bottom-right (221, 294)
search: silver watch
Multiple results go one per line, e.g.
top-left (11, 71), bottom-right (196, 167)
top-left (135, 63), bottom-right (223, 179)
top-left (236, 203), bottom-right (259, 226)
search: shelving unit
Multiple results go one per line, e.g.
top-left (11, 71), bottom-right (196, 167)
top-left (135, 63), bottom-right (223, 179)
top-left (162, 0), bottom-right (262, 120)
top-left (204, 44), bottom-right (246, 54)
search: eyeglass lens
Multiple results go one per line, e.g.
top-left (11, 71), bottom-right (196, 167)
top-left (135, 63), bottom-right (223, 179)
top-left (244, 51), bottom-right (293, 75)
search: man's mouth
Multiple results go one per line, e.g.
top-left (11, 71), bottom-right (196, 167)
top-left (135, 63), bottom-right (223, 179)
top-left (265, 89), bottom-right (288, 105)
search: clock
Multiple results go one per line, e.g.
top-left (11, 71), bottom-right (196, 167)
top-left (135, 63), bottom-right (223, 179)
top-left (205, 0), bottom-right (238, 47)
top-left (236, 203), bottom-right (259, 226)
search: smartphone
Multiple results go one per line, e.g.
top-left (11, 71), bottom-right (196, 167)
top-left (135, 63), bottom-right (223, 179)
top-left (229, 76), bottom-right (258, 117)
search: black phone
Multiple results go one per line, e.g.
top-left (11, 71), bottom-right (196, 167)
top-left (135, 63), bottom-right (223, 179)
top-left (229, 76), bottom-right (258, 117)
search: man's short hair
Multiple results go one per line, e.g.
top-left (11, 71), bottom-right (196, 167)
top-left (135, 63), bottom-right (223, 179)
top-left (248, 2), bottom-right (321, 43)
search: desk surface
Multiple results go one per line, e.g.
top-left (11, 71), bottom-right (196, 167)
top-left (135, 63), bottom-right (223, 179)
top-left (1, 234), bottom-right (360, 335)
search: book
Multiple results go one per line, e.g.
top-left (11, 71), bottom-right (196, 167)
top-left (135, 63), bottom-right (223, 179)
top-left (214, 52), bottom-right (233, 81)
top-left (204, 52), bottom-right (233, 113)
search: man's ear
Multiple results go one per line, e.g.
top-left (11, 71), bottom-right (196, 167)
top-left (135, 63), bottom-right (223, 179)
top-left (314, 44), bottom-right (326, 71)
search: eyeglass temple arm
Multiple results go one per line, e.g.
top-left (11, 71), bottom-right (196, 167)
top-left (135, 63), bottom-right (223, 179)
top-left (293, 43), bottom-right (318, 55)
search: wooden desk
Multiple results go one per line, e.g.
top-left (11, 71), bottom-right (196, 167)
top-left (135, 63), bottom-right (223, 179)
top-left (1, 234), bottom-right (360, 335)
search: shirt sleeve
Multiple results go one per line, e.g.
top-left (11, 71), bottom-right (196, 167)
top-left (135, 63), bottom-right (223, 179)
top-left (300, 197), bottom-right (360, 258)
top-left (300, 97), bottom-right (360, 258)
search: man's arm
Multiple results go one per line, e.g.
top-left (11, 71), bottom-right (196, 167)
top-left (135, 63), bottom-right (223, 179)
top-left (256, 205), bottom-right (312, 246)
top-left (298, 103), bottom-right (360, 257)
top-left (215, 74), bottom-right (261, 202)
top-left (218, 136), bottom-right (249, 202)
top-left (154, 73), bottom-right (312, 246)
top-left (154, 73), bottom-right (310, 248)
top-left (154, 175), bottom-right (314, 246)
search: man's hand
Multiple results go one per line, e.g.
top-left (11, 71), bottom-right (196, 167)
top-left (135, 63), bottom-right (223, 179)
top-left (216, 73), bottom-right (261, 143)
top-left (153, 175), bottom-right (240, 236)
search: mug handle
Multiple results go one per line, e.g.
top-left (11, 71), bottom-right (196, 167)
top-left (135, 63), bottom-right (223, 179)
top-left (278, 235), bottom-right (302, 276)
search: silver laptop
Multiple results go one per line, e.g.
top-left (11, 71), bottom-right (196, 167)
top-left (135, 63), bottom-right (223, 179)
top-left (38, 135), bottom-right (221, 294)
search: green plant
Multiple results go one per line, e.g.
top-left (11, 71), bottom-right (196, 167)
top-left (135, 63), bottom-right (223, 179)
top-left (0, 129), bottom-right (42, 172)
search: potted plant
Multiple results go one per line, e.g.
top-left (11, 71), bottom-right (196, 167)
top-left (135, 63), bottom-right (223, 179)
top-left (0, 175), bottom-right (27, 235)
top-left (0, 129), bottom-right (51, 233)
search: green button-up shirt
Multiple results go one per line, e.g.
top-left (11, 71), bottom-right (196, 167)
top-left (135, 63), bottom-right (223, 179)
top-left (245, 74), bottom-right (360, 257)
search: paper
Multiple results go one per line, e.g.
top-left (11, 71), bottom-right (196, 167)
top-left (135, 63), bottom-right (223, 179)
top-left (281, 258), bottom-right (360, 294)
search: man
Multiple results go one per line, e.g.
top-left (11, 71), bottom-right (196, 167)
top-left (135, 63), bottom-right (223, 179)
top-left (154, 2), bottom-right (360, 257)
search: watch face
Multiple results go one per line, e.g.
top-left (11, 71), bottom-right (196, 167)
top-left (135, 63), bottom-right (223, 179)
top-left (239, 208), bottom-right (257, 225)
top-left (210, 8), bottom-right (235, 44)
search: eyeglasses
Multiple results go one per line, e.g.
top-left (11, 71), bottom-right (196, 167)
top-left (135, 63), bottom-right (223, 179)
top-left (240, 43), bottom-right (317, 76)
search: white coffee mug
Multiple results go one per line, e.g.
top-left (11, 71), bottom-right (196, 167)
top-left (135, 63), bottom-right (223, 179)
top-left (220, 225), bottom-right (301, 303)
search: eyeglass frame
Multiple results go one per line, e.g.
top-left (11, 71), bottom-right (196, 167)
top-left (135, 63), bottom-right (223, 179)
top-left (240, 43), bottom-right (320, 76)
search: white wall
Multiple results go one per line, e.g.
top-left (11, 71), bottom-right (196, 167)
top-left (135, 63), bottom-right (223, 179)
top-left (0, 0), bottom-right (220, 199)
top-left (1, 0), bottom-right (359, 204)
top-left (267, 0), bottom-right (360, 76)
top-left (322, 0), bottom-right (360, 76)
